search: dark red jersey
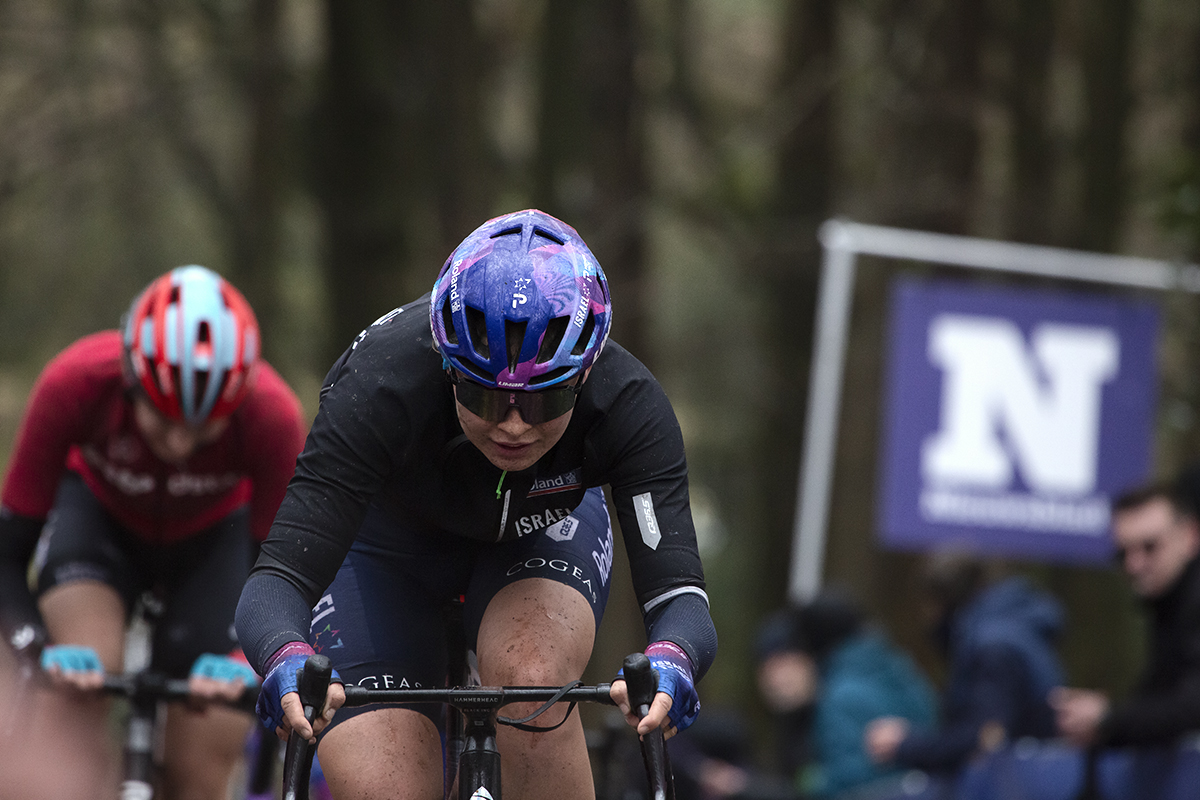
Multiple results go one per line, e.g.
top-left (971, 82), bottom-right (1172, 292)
top-left (1, 331), bottom-right (307, 544)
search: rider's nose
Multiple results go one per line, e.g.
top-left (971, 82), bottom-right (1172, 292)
top-left (496, 406), bottom-right (531, 432)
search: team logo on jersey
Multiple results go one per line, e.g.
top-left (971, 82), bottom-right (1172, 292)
top-left (544, 515), bottom-right (579, 542)
top-left (527, 469), bottom-right (582, 497)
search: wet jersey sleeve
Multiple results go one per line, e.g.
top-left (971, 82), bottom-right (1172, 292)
top-left (237, 325), bottom-right (417, 671)
top-left (598, 367), bottom-right (707, 608)
top-left (590, 352), bottom-right (713, 674)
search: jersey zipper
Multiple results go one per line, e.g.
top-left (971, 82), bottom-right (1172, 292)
top-left (496, 470), bottom-right (511, 541)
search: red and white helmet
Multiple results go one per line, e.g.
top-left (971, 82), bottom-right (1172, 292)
top-left (122, 265), bottom-right (260, 425)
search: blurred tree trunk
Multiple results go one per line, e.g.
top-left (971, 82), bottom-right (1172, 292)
top-left (1074, 0), bottom-right (1135, 252)
top-left (237, 0), bottom-right (287, 349)
top-left (703, 0), bottom-right (838, 716)
top-left (824, 0), bottom-right (987, 667)
top-left (878, 0), bottom-right (986, 233)
top-left (1001, 0), bottom-right (1058, 245)
top-left (313, 0), bottom-right (490, 363)
top-left (1044, 0), bottom-right (1142, 694)
top-left (136, 0), bottom-right (290, 360)
top-left (755, 0), bottom-right (836, 607)
top-left (533, 0), bottom-right (648, 357)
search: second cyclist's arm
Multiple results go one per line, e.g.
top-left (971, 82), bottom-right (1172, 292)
top-left (0, 339), bottom-right (111, 655)
top-left (0, 508), bottom-right (47, 654)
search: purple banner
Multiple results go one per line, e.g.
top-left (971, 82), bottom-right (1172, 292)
top-left (877, 278), bottom-right (1160, 564)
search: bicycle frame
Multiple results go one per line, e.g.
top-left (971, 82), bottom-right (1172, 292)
top-left (282, 653), bottom-right (674, 800)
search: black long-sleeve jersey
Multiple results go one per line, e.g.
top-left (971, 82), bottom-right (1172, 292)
top-left (236, 296), bottom-right (712, 675)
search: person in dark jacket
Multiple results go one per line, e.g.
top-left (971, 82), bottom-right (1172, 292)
top-left (1052, 483), bottom-right (1200, 746)
top-left (865, 550), bottom-right (1066, 776)
top-left (755, 603), bottom-right (819, 783)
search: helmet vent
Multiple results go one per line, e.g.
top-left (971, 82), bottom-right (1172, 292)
top-left (536, 316), bottom-right (569, 363)
top-left (440, 296), bottom-right (458, 344)
top-left (490, 226), bottom-right (522, 239)
top-left (532, 227), bottom-right (565, 246)
top-left (505, 320), bottom-right (528, 373)
top-left (457, 360), bottom-right (494, 384)
top-left (191, 369), bottom-right (212, 414)
top-left (529, 366), bottom-right (572, 387)
top-left (465, 306), bottom-right (489, 359)
top-left (571, 310), bottom-right (596, 356)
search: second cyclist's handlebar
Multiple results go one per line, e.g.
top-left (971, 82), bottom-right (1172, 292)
top-left (99, 671), bottom-right (260, 714)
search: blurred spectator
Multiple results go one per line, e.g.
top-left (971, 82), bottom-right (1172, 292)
top-left (668, 707), bottom-right (799, 800)
top-left (865, 549), bottom-right (1065, 781)
top-left (791, 588), bottom-right (937, 799)
top-left (1051, 483), bottom-right (1200, 747)
top-left (755, 603), bottom-right (819, 781)
top-left (654, 605), bottom-right (815, 800)
top-left (748, 589), bottom-right (938, 799)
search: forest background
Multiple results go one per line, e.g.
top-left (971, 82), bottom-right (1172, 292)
top-left (2, 0), bottom-right (1200, 762)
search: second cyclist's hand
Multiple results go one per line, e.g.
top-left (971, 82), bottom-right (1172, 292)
top-left (40, 644), bottom-right (105, 690)
top-left (258, 651), bottom-right (344, 743)
top-left (188, 652), bottom-right (260, 703)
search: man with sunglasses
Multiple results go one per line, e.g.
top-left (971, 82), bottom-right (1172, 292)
top-left (236, 209), bottom-right (717, 800)
top-left (1052, 484), bottom-right (1200, 748)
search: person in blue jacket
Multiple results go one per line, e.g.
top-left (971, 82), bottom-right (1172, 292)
top-left (797, 588), bottom-right (937, 798)
top-left (864, 550), bottom-right (1065, 779)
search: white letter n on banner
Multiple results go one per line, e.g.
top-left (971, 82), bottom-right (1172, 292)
top-left (921, 315), bottom-right (1119, 495)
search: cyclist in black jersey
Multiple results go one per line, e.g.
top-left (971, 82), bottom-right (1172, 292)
top-left (235, 209), bottom-right (718, 800)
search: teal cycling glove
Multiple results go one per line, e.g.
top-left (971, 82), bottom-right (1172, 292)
top-left (189, 653), bottom-right (259, 685)
top-left (40, 644), bottom-right (103, 675)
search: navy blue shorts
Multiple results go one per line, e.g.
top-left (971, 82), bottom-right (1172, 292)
top-left (310, 485), bottom-right (614, 733)
top-left (34, 471), bottom-right (254, 676)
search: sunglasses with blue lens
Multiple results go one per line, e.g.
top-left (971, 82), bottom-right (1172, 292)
top-left (449, 371), bottom-right (583, 424)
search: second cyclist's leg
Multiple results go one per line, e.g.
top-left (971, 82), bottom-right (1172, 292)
top-left (156, 509), bottom-right (257, 800)
top-left (161, 705), bottom-right (254, 800)
top-left (35, 474), bottom-right (139, 794)
top-left (476, 577), bottom-right (597, 800)
top-left (38, 579), bottom-right (127, 792)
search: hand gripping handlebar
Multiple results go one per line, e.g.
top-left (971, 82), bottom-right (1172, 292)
top-left (282, 654), bottom-right (332, 800)
top-left (623, 652), bottom-right (675, 800)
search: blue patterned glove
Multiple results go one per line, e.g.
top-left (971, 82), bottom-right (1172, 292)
top-left (189, 653), bottom-right (259, 685)
top-left (40, 644), bottom-right (103, 675)
top-left (257, 646), bottom-right (341, 732)
top-left (645, 641), bottom-right (700, 733)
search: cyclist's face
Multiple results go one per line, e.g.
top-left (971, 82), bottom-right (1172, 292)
top-left (132, 396), bottom-right (228, 464)
top-left (455, 393), bottom-right (574, 472)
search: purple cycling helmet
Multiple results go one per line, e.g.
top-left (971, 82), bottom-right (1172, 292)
top-left (430, 209), bottom-right (612, 390)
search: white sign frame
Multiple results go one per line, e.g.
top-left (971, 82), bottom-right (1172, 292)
top-left (788, 218), bottom-right (1200, 602)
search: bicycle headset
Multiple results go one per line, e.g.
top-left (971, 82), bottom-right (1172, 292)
top-left (122, 265), bottom-right (260, 425)
top-left (429, 209), bottom-right (613, 396)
